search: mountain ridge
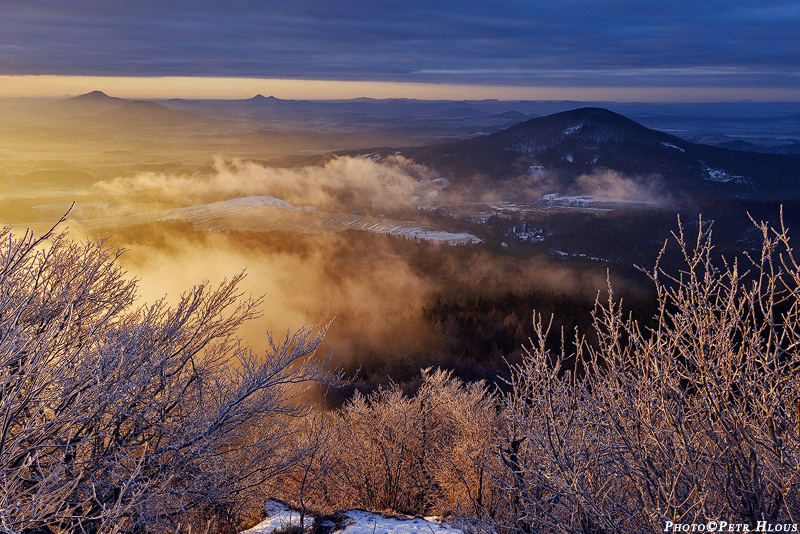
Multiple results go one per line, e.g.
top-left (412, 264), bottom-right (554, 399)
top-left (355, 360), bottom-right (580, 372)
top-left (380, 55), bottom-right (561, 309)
top-left (44, 90), bottom-right (130, 116)
top-left (86, 100), bottom-right (222, 128)
top-left (402, 107), bottom-right (800, 199)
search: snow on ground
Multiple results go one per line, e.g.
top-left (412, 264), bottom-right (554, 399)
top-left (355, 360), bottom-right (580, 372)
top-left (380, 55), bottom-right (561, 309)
top-left (338, 511), bottom-right (464, 534)
top-left (318, 215), bottom-right (481, 245)
top-left (173, 195), bottom-right (315, 214)
top-left (170, 197), bottom-right (482, 244)
top-left (243, 500), bottom-right (305, 533)
top-left (527, 165), bottom-right (546, 180)
top-left (550, 249), bottom-right (613, 263)
top-left (62, 196), bottom-right (481, 245)
top-left (702, 165), bottom-right (751, 185)
top-left (660, 141), bottom-right (685, 152)
top-left (563, 124), bottom-right (583, 136)
top-left (243, 500), bottom-right (465, 534)
top-left (539, 193), bottom-right (657, 209)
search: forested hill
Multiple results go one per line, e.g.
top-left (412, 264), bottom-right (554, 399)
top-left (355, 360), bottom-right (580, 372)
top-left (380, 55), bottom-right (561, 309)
top-left (402, 107), bottom-right (800, 199)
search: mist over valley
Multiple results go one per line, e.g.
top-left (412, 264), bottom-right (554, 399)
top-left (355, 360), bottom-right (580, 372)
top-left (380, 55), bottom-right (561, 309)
top-left (3, 91), bottom-right (800, 393)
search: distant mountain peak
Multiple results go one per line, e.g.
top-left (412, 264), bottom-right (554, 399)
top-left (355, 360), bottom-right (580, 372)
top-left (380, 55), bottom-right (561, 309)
top-left (45, 90), bottom-right (129, 116)
top-left (248, 94), bottom-right (279, 102)
top-left (71, 90), bottom-right (120, 101)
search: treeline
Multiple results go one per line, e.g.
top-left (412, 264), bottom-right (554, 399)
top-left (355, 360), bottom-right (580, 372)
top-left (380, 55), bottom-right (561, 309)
top-left (340, 288), bottom-right (659, 402)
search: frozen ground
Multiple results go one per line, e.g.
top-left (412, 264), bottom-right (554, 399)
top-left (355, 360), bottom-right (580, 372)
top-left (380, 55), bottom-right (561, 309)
top-left (243, 499), bottom-right (465, 534)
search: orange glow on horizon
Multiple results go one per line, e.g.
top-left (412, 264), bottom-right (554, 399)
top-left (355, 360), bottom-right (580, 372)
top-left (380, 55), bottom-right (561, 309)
top-left (2, 75), bottom-right (800, 102)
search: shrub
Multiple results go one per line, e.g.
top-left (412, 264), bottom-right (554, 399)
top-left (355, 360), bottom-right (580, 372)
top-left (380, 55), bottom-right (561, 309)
top-left (329, 368), bottom-right (500, 516)
top-left (478, 214), bottom-right (800, 533)
top-left (0, 216), bottom-right (334, 533)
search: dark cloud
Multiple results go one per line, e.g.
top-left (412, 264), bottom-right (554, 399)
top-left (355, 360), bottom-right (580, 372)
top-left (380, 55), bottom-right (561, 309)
top-left (1, 0), bottom-right (798, 89)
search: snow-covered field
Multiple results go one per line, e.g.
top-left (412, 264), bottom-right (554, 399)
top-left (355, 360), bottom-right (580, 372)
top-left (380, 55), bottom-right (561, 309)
top-left (170, 196), bottom-right (481, 244)
top-left (244, 500), bottom-right (465, 534)
top-left (539, 193), bottom-right (657, 209)
top-left (38, 195), bottom-right (481, 245)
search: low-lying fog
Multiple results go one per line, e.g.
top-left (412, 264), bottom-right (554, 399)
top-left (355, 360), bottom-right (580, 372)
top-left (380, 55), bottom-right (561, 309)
top-left (0, 94), bottom-right (706, 385)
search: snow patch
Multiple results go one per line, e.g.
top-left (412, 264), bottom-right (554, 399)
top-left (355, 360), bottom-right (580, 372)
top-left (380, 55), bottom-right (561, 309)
top-left (186, 196), bottom-right (313, 212)
top-left (159, 196), bottom-right (480, 245)
top-left (515, 229), bottom-right (544, 243)
top-left (550, 249), bottom-right (613, 263)
top-left (244, 500), bottom-right (465, 534)
top-left (431, 177), bottom-right (449, 189)
top-left (540, 193), bottom-right (657, 209)
top-left (340, 510), bottom-right (464, 534)
top-left (244, 499), bottom-right (303, 533)
top-left (702, 165), bottom-right (751, 185)
top-left (527, 165), bottom-right (546, 180)
top-left (660, 142), bottom-right (685, 152)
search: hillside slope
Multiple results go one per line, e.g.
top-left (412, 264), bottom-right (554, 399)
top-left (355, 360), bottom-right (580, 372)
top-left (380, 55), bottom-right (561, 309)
top-left (404, 107), bottom-right (800, 199)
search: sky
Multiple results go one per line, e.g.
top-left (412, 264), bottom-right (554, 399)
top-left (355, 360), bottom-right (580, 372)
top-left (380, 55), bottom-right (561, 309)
top-left (1, 0), bottom-right (799, 101)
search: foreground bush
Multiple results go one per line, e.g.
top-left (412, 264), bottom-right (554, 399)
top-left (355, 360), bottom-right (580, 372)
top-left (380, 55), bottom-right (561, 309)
top-left (0, 217), bottom-right (333, 533)
top-left (476, 215), bottom-right (800, 533)
top-left (303, 368), bottom-right (501, 517)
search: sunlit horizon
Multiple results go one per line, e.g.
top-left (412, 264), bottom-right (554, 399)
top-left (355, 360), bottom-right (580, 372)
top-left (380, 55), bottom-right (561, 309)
top-left (3, 75), bottom-right (800, 102)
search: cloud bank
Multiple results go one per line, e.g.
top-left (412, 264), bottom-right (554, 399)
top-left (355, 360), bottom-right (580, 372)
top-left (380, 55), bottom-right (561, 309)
top-left (3, 0), bottom-right (797, 92)
top-left (93, 155), bottom-right (446, 219)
